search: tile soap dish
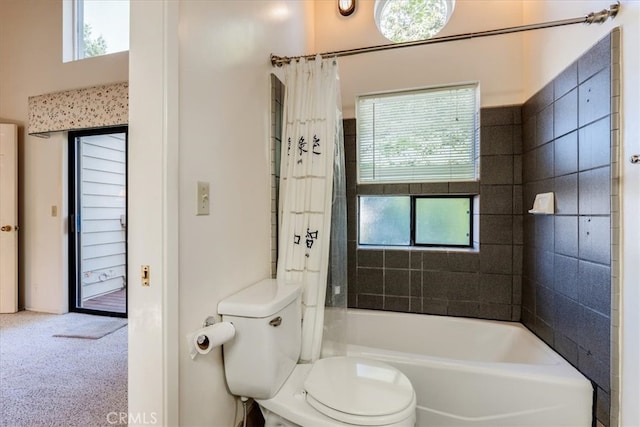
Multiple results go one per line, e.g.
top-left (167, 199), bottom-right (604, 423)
top-left (529, 192), bottom-right (555, 214)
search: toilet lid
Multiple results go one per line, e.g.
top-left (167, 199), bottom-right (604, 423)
top-left (304, 357), bottom-right (416, 426)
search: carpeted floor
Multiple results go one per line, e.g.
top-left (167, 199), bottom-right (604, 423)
top-left (0, 311), bottom-right (128, 426)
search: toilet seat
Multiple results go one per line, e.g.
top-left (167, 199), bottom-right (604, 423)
top-left (304, 357), bottom-right (416, 426)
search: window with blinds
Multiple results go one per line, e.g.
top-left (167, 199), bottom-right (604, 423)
top-left (357, 84), bottom-right (479, 183)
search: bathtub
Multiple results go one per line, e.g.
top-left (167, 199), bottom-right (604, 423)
top-left (324, 309), bottom-right (593, 426)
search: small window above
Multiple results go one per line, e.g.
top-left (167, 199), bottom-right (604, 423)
top-left (374, 0), bottom-right (455, 43)
top-left (63, 0), bottom-right (129, 62)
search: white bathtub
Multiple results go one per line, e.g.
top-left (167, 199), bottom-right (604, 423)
top-left (327, 309), bottom-right (593, 426)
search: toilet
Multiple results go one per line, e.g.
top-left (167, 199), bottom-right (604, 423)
top-left (218, 278), bottom-right (416, 426)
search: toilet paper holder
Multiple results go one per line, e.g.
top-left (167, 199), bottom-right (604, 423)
top-left (203, 315), bottom-right (217, 327)
top-left (197, 316), bottom-right (218, 349)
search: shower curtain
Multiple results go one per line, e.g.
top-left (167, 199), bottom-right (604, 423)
top-left (277, 56), bottom-right (343, 362)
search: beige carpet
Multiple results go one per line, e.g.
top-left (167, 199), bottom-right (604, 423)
top-left (0, 311), bottom-right (128, 426)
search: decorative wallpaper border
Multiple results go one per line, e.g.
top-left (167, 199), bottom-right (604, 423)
top-left (28, 82), bottom-right (128, 135)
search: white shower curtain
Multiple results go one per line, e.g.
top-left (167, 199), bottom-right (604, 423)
top-left (277, 56), bottom-right (342, 362)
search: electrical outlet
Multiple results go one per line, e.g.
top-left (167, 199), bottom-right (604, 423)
top-left (196, 181), bottom-right (210, 215)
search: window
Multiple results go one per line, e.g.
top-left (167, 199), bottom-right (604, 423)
top-left (63, 0), bottom-right (129, 62)
top-left (359, 196), bottom-right (472, 247)
top-left (374, 0), bottom-right (455, 43)
top-left (357, 84), bottom-right (479, 184)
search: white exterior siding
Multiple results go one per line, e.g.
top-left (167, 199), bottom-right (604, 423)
top-left (80, 133), bottom-right (126, 301)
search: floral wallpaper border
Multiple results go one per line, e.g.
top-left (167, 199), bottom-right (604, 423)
top-left (28, 82), bottom-right (128, 135)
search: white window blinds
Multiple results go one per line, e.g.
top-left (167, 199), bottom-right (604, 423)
top-left (357, 84), bottom-right (479, 183)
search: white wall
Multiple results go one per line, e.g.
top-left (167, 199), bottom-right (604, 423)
top-left (313, 0), bottom-right (525, 117)
top-left (0, 0), bottom-right (128, 313)
top-left (522, 2), bottom-right (640, 425)
top-left (129, 1), bottom-right (313, 425)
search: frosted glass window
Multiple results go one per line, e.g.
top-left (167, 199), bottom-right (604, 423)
top-left (359, 196), bottom-right (410, 245)
top-left (415, 197), bottom-right (472, 246)
top-left (357, 84), bottom-right (479, 183)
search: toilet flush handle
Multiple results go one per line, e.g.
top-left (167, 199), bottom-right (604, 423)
top-left (269, 316), bottom-right (282, 327)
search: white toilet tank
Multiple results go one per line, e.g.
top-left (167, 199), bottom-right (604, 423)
top-left (218, 279), bottom-right (302, 399)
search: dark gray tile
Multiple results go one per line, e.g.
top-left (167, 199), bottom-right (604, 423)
top-left (555, 215), bottom-right (579, 257)
top-left (478, 303), bottom-right (512, 320)
top-left (554, 173), bottom-right (578, 215)
top-left (578, 260), bottom-right (611, 315)
top-left (535, 104), bottom-right (554, 147)
top-left (481, 156), bottom-right (513, 185)
top-left (535, 143), bottom-right (554, 181)
top-left (579, 216), bottom-right (611, 265)
top-left (521, 306), bottom-right (535, 330)
top-left (385, 269), bottom-right (410, 296)
top-left (384, 184), bottom-right (409, 194)
top-left (555, 61), bottom-right (578, 99)
top-left (421, 182), bottom-right (449, 193)
top-left (447, 273), bottom-right (479, 301)
top-left (481, 106), bottom-right (517, 126)
top-left (535, 215), bottom-right (554, 251)
top-left (527, 82), bottom-right (554, 117)
top-left (579, 67), bottom-right (611, 127)
top-left (513, 245), bottom-right (523, 274)
top-left (535, 285), bottom-right (555, 325)
top-left (513, 155), bottom-right (522, 185)
top-left (595, 387), bottom-right (610, 426)
top-left (480, 215), bottom-right (513, 244)
top-left (578, 34), bottom-right (611, 83)
top-left (422, 271), bottom-right (449, 299)
top-left (448, 181), bottom-right (480, 194)
top-left (480, 244), bottom-right (513, 274)
top-left (554, 131), bottom-right (578, 176)
top-left (579, 117), bottom-right (610, 171)
top-left (357, 267), bottom-right (383, 294)
top-left (479, 274), bottom-right (512, 304)
top-left (447, 252), bottom-right (480, 272)
top-left (385, 250), bottom-right (410, 268)
top-left (513, 215), bottom-right (523, 245)
top-left (422, 252), bottom-right (449, 270)
top-left (358, 249), bottom-right (383, 267)
top-left (357, 184), bottom-right (384, 194)
top-left (522, 116), bottom-right (536, 153)
top-left (554, 254), bottom-right (578, 300)
top-left (512, 305), bottom-right (522, 321)
top-left (384, 296), bottom-right (410, 312)
top-left (410, 270), bottom-right (422, 297)
top-left (480, 185), bottom-right (513, 215)
top-left (578, 345), bottom-right (610, 391)
top-left (481, 125), bottom-right (514, 155)
top-left (447, 301), bottom-right (479, 318)
top-left (348, 292), bottom-right (357, 308)
top-left (357, 294), bottom-right (383, 310)
top-left (521, 277), bottom-right (535, 312)
top-left (343, 119), bottom-right (356, 136)
top-left (554, 88), bottom-right (578, 138)
top-left (578, 306), bottom-right (610, 364)
top-left (409, 297), bottom-right (423, 313)
top-left (410, 251), bottom-right (422, 269)
top-left (513, 186), bottom-right (523, 214)
top-left (423, 299), bottom-right (447, 315)
top-left (522, 149), bottom-right (536, 184)
top-left (535, 318), bottom-right (555, 346)
top-left (554, 294), bottom-right (581, 343)
top-left (578, 167), bottom-right (610, 216)
top-left (554, 332), bottom-right (578, 366)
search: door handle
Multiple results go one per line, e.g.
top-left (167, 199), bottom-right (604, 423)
top-left (1, 225), bottom-right (12, 232)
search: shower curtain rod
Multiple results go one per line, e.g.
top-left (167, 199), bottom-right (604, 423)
top-left (270, 2), bottom-right (620, 67)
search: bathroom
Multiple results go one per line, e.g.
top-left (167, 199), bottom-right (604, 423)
top-left (1, 1), bottom-right (639, 426)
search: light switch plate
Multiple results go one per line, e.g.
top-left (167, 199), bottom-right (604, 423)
top-left (196, 181), bottom-right (210, 215)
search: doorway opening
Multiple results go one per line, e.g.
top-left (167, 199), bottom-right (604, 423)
top-left (69, 127), bottom-right (127, 317)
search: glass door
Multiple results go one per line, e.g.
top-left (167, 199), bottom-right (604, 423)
top-left (69, 127), bottom-right (127, 316)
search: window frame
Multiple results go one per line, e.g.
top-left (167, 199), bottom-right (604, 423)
top-left (358, 194), bottom-right (474, 248)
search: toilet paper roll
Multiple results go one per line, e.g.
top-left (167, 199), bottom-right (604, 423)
top-left (188, 322), bottom-right (235, 359)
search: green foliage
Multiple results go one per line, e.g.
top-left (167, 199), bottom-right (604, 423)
top-left (83, 23), bottom-right (107, 58)
top-left (380, 0), bottom-right (448, 42)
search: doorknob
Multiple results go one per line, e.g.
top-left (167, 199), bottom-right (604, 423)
top-left (1, 225), bottom-right (12, 232)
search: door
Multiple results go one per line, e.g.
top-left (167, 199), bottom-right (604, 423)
top-left (69, 127), bottom-right (127, 316)
top-left (0, 124), bottom-right (18, 314)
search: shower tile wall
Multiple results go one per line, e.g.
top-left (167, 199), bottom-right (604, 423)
top-left (521, 33), bottom-right (616, 426)
top-left (345, 105), bottom-right (523, 322)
